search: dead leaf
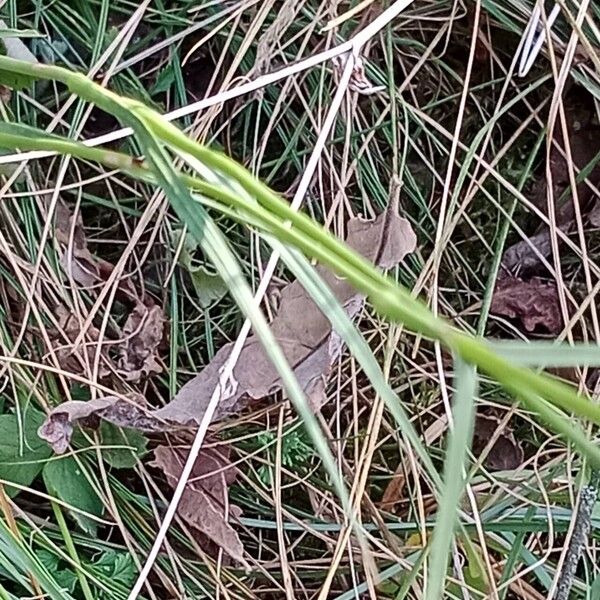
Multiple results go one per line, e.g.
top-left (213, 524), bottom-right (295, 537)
top-left (502, 93), bottom-right (600, 273)
top-left (117, 304), bottom-right (164, 382)
top-left (50, 201), bottom-right (166, 382)
top-left (38, 394), bottom-right (171, 454)
top-left (472, 414), bottom-right (524, 471)
top-left (151, 444), bottom-right (244, 563)
top-left (252, 0), bottom-right (301, 77)
top-left (54, 200), bottom-right (136, 299)
top-left (154, 197), bottom-right (416, 425)
top-left (38, 200), bottom-right (417, 443)
top-left (590, 198), bottom-right (600, 228)
top-left (491, 275), bottom-right (562, 334)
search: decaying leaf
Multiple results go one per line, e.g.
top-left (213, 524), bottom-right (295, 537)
top-left (39, 200), bottom-right (417, 444)
top-left (50, 201), bottom-right (165, 382)
top-left (151, 444), bottom-right (244, 563)
top-left (38, 394), bottom-right (164, 454)
top-left (54, 200), bottom-right (136, 299)
top-left (472, 414), bottom-right (524, 471)
top-left (491, 275), bottom-right (562, 334)
top-left (117, 304), bottom-right (164, 382)
top-left (154, 197), bottom-right (417, 425)
top-left (590, 198), bottom-right (600, 228)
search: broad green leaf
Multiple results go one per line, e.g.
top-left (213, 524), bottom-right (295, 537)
top-left (43, 456), bottom-right (103, 535)
top-left (99, 422), bottom-right (147, 469)
top-left (0, 410), bottom-right (51, 496)
top-left (36, 550), bottom-right (78, 594)
top-left (91, 550), bottom-right (136, 588)
top-left (188, 265), bottom-right (228, 308)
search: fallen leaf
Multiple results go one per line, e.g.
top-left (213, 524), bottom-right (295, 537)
top-left (50, 202), bottom-right (166, 383)
top-left (39, 200), bottom-right (417, 440)
top-left (117, 303), bottom-right (164, 382)
top-left (590, 198), bottom-right (600, 228)
top-left (472, 414), bottom-right (524, 471)
top-left (38, 395), bottom-right (163, 454)
top-left (491, 275), bottom-right (562, 334)
top-left (54, 200), bottom-right (136, 300)
top-left (151, 444), bottom-right (244, 563)
top-left (154, 197), bottom-right (416, 425)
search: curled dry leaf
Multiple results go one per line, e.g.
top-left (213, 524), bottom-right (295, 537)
top-left (117, 304), bottom-right (165, 382)
top-left (39, 199), bottom-right (417, 443)
top-left (151, 444), bottom-right (244, 563)
top-left (54, 200), bottom-right (136, 299)
top-left (38, 394), bottom-right (164, 454)
top-left (472, 414), bottom-right (524, 471)
top-left (491, 275), bottom-right (562, 334)
top-left (50, 201), bottom-right (165, 382)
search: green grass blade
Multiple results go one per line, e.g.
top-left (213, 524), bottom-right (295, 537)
top-left (426, 358), bottom-right (477, 600)
top-left (489, 341), bottom-right (600, 367)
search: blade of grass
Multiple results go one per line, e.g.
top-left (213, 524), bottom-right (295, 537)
top-left (426, 358), bottom-right (477, 600)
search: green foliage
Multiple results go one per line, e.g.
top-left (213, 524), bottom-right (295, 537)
top-left (91, 549), bottom-right (137, 597)
top-left (256, 428), bottom-right (314, 486)
top-left (174, 226), bottom-right (228, 308)
top-left (42, 456), bottom-right (104, 535)
top-left (35, 549), bottom-right (78, 594)
top-left (99, 422), bottom-right (148, 469)
top-left (0, 409), bottom-right (51, 496)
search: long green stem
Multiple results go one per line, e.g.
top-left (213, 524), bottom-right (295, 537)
top-left (49, 502), bottom-right (94, 600)
top-left (0, 55), bottom-right (599, 466)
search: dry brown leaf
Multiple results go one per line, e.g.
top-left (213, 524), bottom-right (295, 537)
top-left (151, 444), bottom-right (244, 563)
top-left (472, 414), bottom-right (524, 471)
top-left (51, 202), bottom-right (165, 381)
top-left (491, 275), bottom-right (562, 334)
top-left (117, 304), bottom-right (165, 382)
top-left (154, 198), bottom-right (416, 426)
top-left (54, 201), bottom-right (136, 299)
top-left (502, 95), bottom-right (600, 273)
top-left (590, 198), bottom-right (600, 228)
top-left (39, 200), bottom-right (416, 447)
top-left (38, 394), bottom-right (164, 453)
